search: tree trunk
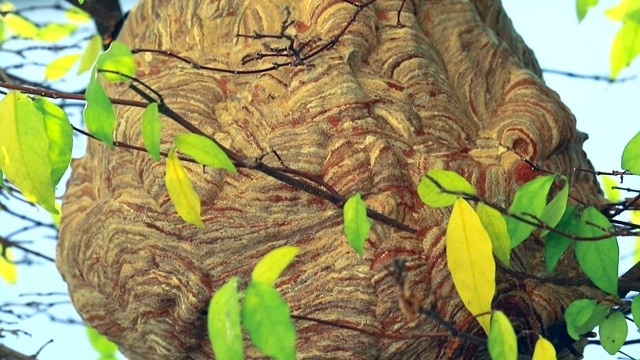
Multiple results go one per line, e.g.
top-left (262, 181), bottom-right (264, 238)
top-left (57, 0), bottom-right (607, 358)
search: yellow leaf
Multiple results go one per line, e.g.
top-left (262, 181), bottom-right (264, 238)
top-left (446, 198), bottom-right (495, 334)
top-left (532, 335), bottom-right (557, 360)
top-left (5, 14), bottom-right (37, 39)
top-left (165, 148), bottom-right (204, 227)
top-left (45, 54), bottom-right (80, 81)
top-left (36, 23), bottom-right (77, 42)
top-left (0, 247), bottom-right (17, 284)
top-left (605, 0), bottom-right (632, 21)
top-left (601, 175), bottom-right (621, 202)
top-left (65, 7), bottom-right (92, 23)
top-left (632, 210), bottom-right (640, 265)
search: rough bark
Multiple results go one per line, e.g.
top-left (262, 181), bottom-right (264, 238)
top-left (57, 0), bottom-right (607, 358)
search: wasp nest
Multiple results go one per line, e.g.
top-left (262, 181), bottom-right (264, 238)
top-left (58, 0), bottom-right (604, 358)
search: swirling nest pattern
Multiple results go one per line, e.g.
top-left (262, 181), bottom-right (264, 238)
top-left (58, 0), bottom-right (606, 359)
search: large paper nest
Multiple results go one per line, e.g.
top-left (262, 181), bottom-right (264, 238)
top-left (58, 0), bottom-right (605, 358)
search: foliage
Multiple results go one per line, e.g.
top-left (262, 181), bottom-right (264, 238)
top-left (1, 1), bottom-right (640, 359)
top-left (209, 246), bottom-right (299, 360)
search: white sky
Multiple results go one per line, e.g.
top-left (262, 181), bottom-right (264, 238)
top-left (1, 0), bottom-right (640, 359)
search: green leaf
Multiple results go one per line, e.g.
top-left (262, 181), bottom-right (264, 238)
top-left (65, 7), bottom-right (92, 23)
top-left (574, 206), bottom-right (619, 296)
top-left (174, 133), bottom-right (236, 172)
top-left (599, 311), bottom-right (628, 355)
top-left (78, 34), bottom-right (103, 75)
top-left (343, 193), bottom-right (371, 257)
top-left (601, 175), bottom-right (621, 202)
top-left (252, 246), bottom-right (299, 285)
top-left (476, 202), bottom-right (511, 266)
top-left (539, 176), bottom-right (569, 237)
top-left (208, 278), bottom-right (243, 360)
top-left (532, 335), bottom-right (556, 360)
top-left (5, 14), bottom-right (38, 39)
top-left (417, 170), bottom-right (476, 208)
top-left (241, 282), bottom-right (296, 360)
top-left (0, 91), bottom-right (57, 213)
top-left (564, 299), bottom-right (608, 340)
top-left (95, 41), bottom-right (135, 82)
top-left (36, 23), bottom-right (77, 42)
top-left (45, 54), bottom-right (80, 81)
top-left (32, 98), bottom-right (73, 186)
top-left (505, 174), bottom-right (556, 248)
top-left (141, 103), bottom-right (162, 161)
top-left (632, 295), bottom-right (640, 329)
top-left (84, 69), bottom-right (116, 146)
top-left (576, 0), bottom-right (599, 22)
top-left (165, 148), bottom-right (204, 227)
top-left (622, 130), bottom-right (640, 174)
top-left (0, 169), bottom-right (8, 192)
top-left (545, 205), bottom-right (580, 273)
top-left (488, 311), bottom-right (517, 360)
top-left (86, 326), bottom-right (117, 356)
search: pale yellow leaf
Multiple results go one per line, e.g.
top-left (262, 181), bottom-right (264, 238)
top-left (532, 336), bottom-right (556, 360)
top-left (446, 198), bottom-right (495, 334)
top-left (165, 149), bottom-right (204, 227)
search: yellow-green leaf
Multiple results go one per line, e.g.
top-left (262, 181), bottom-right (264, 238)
top-left (532, 336), bottom-right (556, 360)
top-left (36, 23), bottom-right (77, 42)
top-left (0, 247), bottom-right (17, 284)
top-left (488, 311), bottom-right (517, 360)
top-left (142, 103), bottom-right (162, 161)
top-left (343, 193), bottom-right (371, 257)
top-left (45, 54), bottom-right (80, 81)
top-left (51, 203), bottom-right (62, 229)
top-left (86, 327), bottom-right (118, 356)
top-left (539, 176), bottom-right (569, 237)
top-left (417, 170), bottom-right (476, 208)
top-left (241, 282), bottom-right (296, 360)
top-left (577, 0), bottom-right (599, 22)
top-left (208, 278), bottom-right (243, 360)
top-left (78, 34), bottom-right (103, 75)
top-left (599, 310), bottom-right (628, 355)
top-left (609, 21), bottom-right (640, 79)
top-left (165, 148), bottom-right (204, 227)
top-left (622, 130), bottom-right (640, 174)
top-left (95, 41), bottom-right (135, 82)
top-left (65, 7), bottom-right (92, 23)
top-left (601, 175), bottom-right (621, 202)
top-left (174, 133), bottom-right (236, 172)
top-left (476, 202), bottom-right (510, 266)
top-left (632, 295), bottom-right (640, 329)
top-left (252, 246), bottom-right (299, 285)
top-left (33, 97), bottom-right (73, 185)
top-left (446, 198), bottom-right (495, 333)
top-left (0, 91), bottom-right (57, 213)
top-left (5, 14), bottom-right (37, 39)
top-left (84, 70), bottom-right (116, 146)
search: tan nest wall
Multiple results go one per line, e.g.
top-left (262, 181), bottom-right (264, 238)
top-left (58, 0), bottom-right (606, 358)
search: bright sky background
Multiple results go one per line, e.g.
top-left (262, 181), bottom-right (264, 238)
top-left (1, 0), bottom-right (639, 359)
